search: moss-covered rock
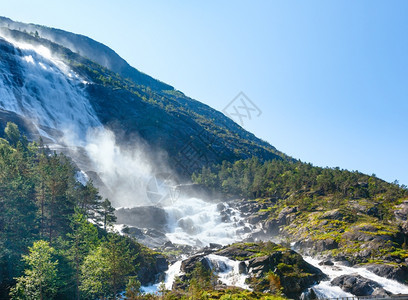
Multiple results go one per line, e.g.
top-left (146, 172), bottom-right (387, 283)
top-left (216, 242), bottom-right (326, 298)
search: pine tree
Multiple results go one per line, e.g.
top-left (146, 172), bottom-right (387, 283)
top-left (66, 212), bottom-right (99, 300)
top-left (125, 276), bottom-right (141, 299)
top-left (10, 240), bottom-right (59, 300)
top-left (100, 198), bottom-right (116, 230)
top-left (80, 234), bottom-right (137, 299)
top-left (78, 181), bottom-right (102, 221)
top-left (0, 132), bottom-right (37, 282)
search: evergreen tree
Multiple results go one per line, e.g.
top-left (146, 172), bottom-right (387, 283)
top-left (0, 133), bottom-right (37, 283)
top-left (78, 181), bottom-right (102, 222)
top-left (99, 198), bottom-right (116, 230)
top-left (125, 276), bottom-right (141, 300)
top-left (4, 122), bottom-right (21, 147)
top-left (10, 240), bottom-right (59, 300)
top-left (66, 212), bottom-right (99, 300)
top-left (80, 234), bottom-right (137, 299)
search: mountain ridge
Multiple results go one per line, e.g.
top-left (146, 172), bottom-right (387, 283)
top-left (0, 19), bottom-right (292, 178)
top-left (0, 16), bottom-right (173, 91)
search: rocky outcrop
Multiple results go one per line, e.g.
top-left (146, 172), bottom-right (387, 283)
top-left (320, 209), bottom-right (343, 220)
top-left (331, 274), bottom-right (391, 296)
top-left (174, 242), bottom-right (326, 298)
top-left (180, 253), bottom-right (213, 274)
top-left (276, 206), bottom-right (298, 226)
top-left (115, 206), bottom-right (168, 231)
top-left (364, 263), bottom-right (408, 284)
top-left (217, 242), bottom-right (326, 298)
top-left (394, 201), bottom-right (408, 236)
top-left (137, 254), bottom-right (169, 286)
top-left (125, 226), bottom-right (169, 249)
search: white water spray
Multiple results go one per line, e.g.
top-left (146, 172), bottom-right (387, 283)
top-left (206, 254), bottom-right (250, 290)
top-left (304, 256), bottom-right (408, 296)
top-left (164, 198), bottom-right (250, 247)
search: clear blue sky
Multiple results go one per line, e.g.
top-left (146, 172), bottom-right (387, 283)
top-left (2, 1), bottom-right (408, 185)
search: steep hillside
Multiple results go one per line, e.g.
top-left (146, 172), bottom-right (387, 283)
top-left (0, 16), bottom-right (172, 91)
top-left (193, 158), bottom-right (408, 285)
top-left (0, 20), bottom-right (290, 177)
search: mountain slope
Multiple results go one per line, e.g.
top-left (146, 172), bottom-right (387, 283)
top-left (0, 18), bottom-right (290, 177)
top-left (0, 16), bottom-right (172, 91)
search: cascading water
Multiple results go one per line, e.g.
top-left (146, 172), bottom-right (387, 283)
top-left (0, 36), bottom-right (101, 141)
top-left (304, 256), bottom-right (408, 297)
top-left (2, 33), bottom-right (408, 299)
top-left (136, 198), bottom-right (254, 293)
top-left (164, 198), bottom-right (250, 247)
top-left (141, 259), bottom-right (184, 294)
top-left (206, 254), bottom-right (250, 290)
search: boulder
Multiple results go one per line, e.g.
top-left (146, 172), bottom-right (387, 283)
top-left (264, 219), bottom-right (279, 235)
top-left (314, 239), bottom-right (338, 251)
top-left (180, 254), bottom-right (212, 274)
top-left (320, 209), bottom-right (344, 220)
top-left (216, 244), bottom-right (258, 260)
top-left (365, 263), bottom-right (408, 284)
top-left (394, 201), bottom-right (408, 221)
top-left (238, 261), bottom-right (247, 274)
top-left (137, 254), bottom-right (169, 286)
top-left (331, 273), bottom-right (391, 296)
top-left (300, 288), bottom-right (318, 300)
top-left (276, 206), bottom-right (298, 226)
top-left (247, 211), bottom-right (269, 225)
top-left (209, 243), bottom-right (222, 249)
top-left (125, 226), bottom-right (169, 249)
top-left (318, 259), bottom-right (334, 266)
top-left (115, 206), bottom-right (168, 231)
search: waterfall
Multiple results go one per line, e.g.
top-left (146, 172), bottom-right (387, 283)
top-left (206, 254), bottom-right (251, 290)
top-left (141, 259), bottom-right (184, 294)
top-left (164, 198), bottom-right (251, 247)
top-left (304, 256), bottom-right (408, 297)
top-left (0, 36), bottom-right (101, 141)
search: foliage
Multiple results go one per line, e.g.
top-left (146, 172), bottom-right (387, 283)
top-left (125, 276), bottom-right (141, 299)
top-left (187, 262), bottom-right (216, 297)
top-left (80, 233), bottom-right (138, 299)
top-left (193, 157), bottom-right (408, 263)
top-left (134, 288), bottom-right (287, 300)
top-left (99, 198), bottom-right (117, 230)
top-left (0, 124), bottom-right (149, 299)
top-left (193, 157), bottom-right (407, 201)
top-left (10, 240), bottom-right (59, 300)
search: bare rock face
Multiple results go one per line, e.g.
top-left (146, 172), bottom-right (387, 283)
top-left (331, 273), bottom-right (392, 296)
top-left (394, 201), bottom-right (408, 236)
top-left (364, 263), bottom-right (408, 284)
top-left (394, 201), bottom-right (408, 221)
top-left (115, 206), bottom-right (168, 231)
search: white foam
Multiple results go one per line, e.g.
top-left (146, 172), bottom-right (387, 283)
top-left (141, 259), bottom-right (184, 294)
top-left (304, 256), bottom-right (408, 296)
top-left (206, 254), bottom-right (250, 290)
top-left (75, 170), bottom-right (89, 186)
top-left (164, 198), bottom-right (250, 247)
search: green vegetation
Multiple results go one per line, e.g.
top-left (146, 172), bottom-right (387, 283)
top-left (127, 289), bottom-right (286, 300)
top-left (193, 158), bottom-right (408, 264)
top-left (193, 157), bottom-right (407, 200)
top-left (10, 240), bottom-right (59, 300)
top-left (156, 260), bottom-right (286, 300)
top-left (0, 123), bottom-right (155, 299)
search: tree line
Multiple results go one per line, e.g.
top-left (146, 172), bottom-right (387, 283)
top-left (192, 157), bottom-right (407, 201)
top-left (0, 123), bottom-right (143, 299)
